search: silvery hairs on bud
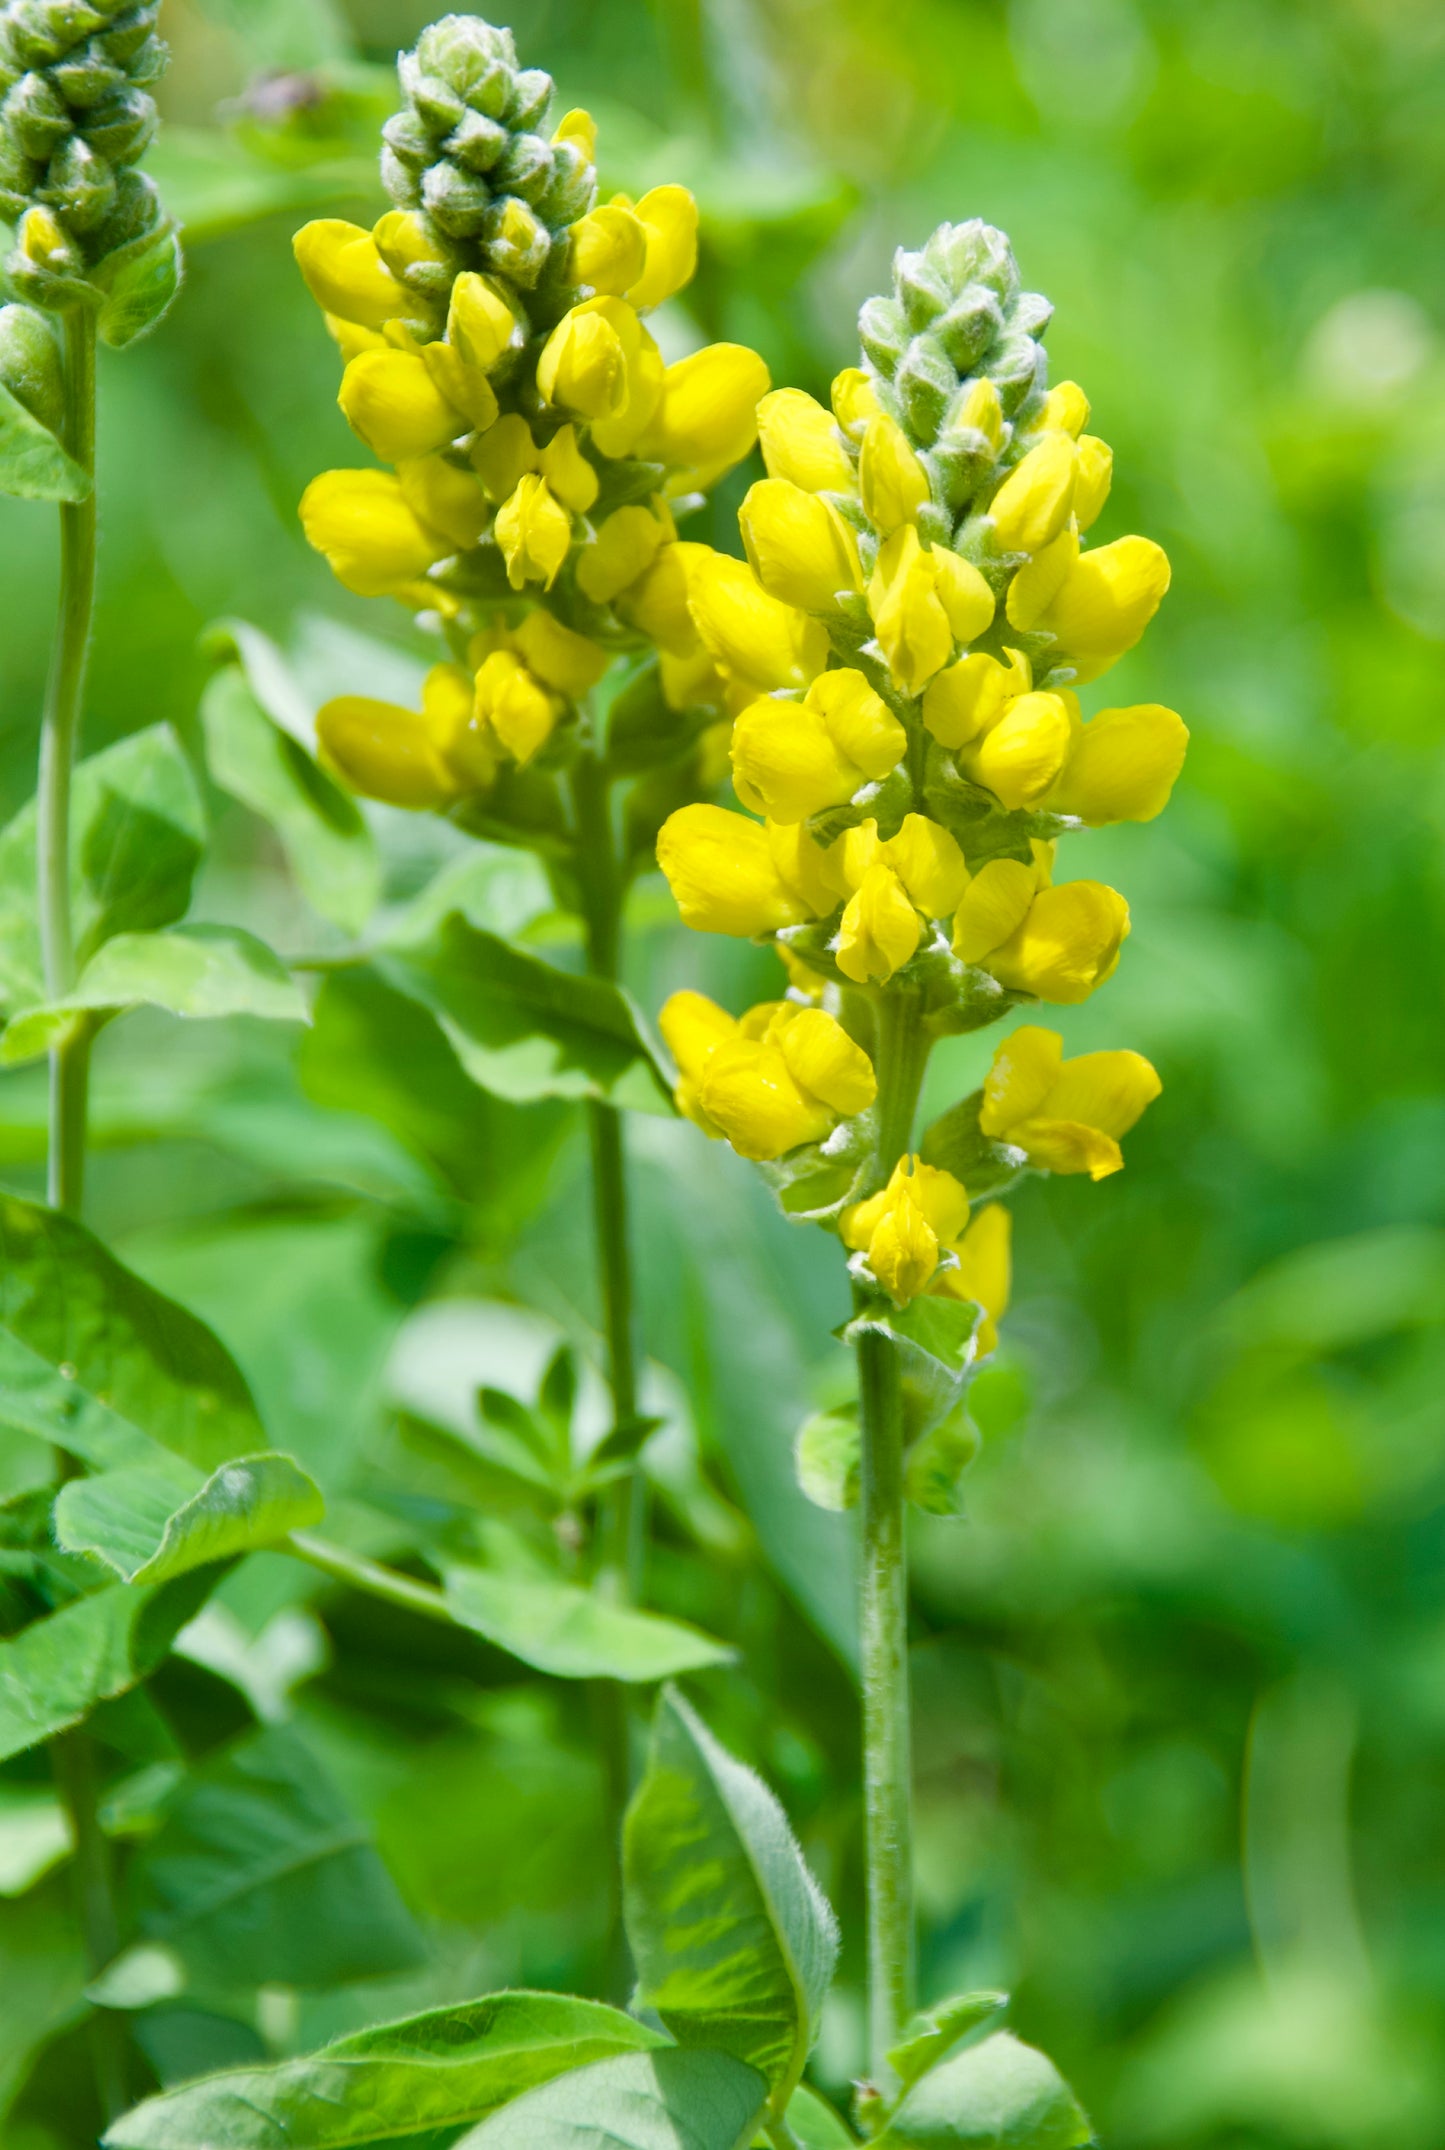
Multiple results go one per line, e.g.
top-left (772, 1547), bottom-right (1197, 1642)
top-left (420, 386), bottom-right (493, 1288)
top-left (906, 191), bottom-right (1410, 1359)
top-left (379, 13), bottom-right (596, 333)
top-left (0, 0), bottom-right (180, 343)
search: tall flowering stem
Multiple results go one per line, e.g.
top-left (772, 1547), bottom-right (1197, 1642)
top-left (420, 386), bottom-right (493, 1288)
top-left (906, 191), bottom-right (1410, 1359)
top-left (655, 219), bottom-right (1186, 2093)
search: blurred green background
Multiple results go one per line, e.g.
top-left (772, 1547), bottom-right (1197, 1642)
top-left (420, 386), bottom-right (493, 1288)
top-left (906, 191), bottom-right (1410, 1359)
top-left (4, 1), bottom-right (1445, 2145)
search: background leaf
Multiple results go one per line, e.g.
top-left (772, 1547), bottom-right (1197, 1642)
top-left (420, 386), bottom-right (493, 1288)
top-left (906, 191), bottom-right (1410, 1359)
top-left (874, 2032), bottom-right (1093, 2149)
top-left (442, 1565), bottom-right (733, 1684)
top-left (54, 1452), bottom-right (324, 1584)
top-left (0, 1572), bottom-right (217, 1762)
top-left (452, 2046), bottom-right (767, 2150)
top-left (0, 377), bottom-right (90, 503)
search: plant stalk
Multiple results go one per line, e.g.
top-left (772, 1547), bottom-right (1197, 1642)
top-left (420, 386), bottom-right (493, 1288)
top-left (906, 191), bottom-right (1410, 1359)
top-left (286, 1530), bottom-right (454, 1621)
top-left (855, 989), bottom-right (931, 2083)
top-left (37, 310), bottom-right (97, 1215)
top-left (51, 1728), bottom-right (129, 2121)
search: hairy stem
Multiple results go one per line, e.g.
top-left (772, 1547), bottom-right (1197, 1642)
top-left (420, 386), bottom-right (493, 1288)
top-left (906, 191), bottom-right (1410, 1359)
top-left (856, 989), bottom-right (931, 2082)
top-left (37, 311), bottom-right (97, 1215)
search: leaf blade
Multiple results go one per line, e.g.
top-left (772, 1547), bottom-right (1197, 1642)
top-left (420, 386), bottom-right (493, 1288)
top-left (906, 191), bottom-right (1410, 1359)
top-left (54, 1453), bottom-right (325, 1584)
top-left (0, 1573), bottom-right (216, 1763)
top-left (874, 2032), bottom-right (1094, 2149)
top-left (0, 375), bottom-right (91, 502)
top-left (442, 1565), bottom-right (733, 1683)
top-left (452, 2046), bottom-right (768, 2150)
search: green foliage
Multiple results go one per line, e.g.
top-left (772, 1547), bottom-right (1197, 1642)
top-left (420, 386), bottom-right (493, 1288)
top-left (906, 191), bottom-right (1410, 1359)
top-left (53, 1453), bottom-right (324, 1584)
top-left (455, 2046), bottom-right (767, 2150)
top-left (442, 1564), bottom-right (733, 1683)
top-left (0, 1573), bottom-right (216, 1763)
top-left (0, 376), bottom-right (90, 502)
top-left (873, 2033), bottom-right (1093, 2149)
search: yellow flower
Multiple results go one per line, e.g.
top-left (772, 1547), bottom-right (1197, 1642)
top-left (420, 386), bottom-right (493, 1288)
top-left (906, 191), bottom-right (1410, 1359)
top-left (588, 311), bottom-right (666, 459)
top-left (634, 343), bottom-right (771, 484)
top-left (1038, 381), bottom-right (1089, 437)
top-left (539, 424), bottom-right (600, 513)
top-left (576, 502), bottom-right (670, 604)
top-left (843, 1157), bottom-right (971, 1304)
top-left (952, 857), bottom-right (1042, 966)
top-left (1072, 436), bottom-right (1113, 531)
top-left (418, 340), bottom-right (499, 433)
top-left (687, 550), bottom-right (829, 693)
top-left (661, 993), bottom-right (876, 1160)
top-left (294, 219), bottom-right (406, 328)
top-left (395, 454), bottom-right (487, 551)
top-left (625, 185), bottom-right (699, 311)
top-left (922, 650), bottom-right (1024, 749)
top-left (929, 1202), bottom-right (1012, 1353)
top-left (494, 473), bottom-right (572, 589)
top-left (511, 610), bottom-right (609, 697)
top-left (620, 540), bottom-right (703, 653)
top-left (316, 681), bottom-right (459, 809)
top-left (980, 1023), bottom-right (1160, 1178)
top-left (447, 271), bottom-right (518, 372)
top-left (337, 349), bottom-right (465, 462)
top-left (569, 202), bottom-right (648, 296)
top-left (987, 880), bottom-right (1131, 1003)
top-left (1024, 535), bottom-right (1172, 684)
top-left (300, 469), bottom-right (448, 597)
top-left (536, 298), bottom-right (632, 421)
top-left (425, 661), bottom-right (502, 791)
top-left (881, 813), bottom-right (970, 916)
top-left (658, 804), bottom-right (816, 937)
top-left (1046, 701), bottom-right (1189, 824)
top-left (988, 434), bottom-right (1078, 554)
top-left (730, 668), bottom-right (905, 824)
top-left (739, 478), bottom-right (863, 613)
top-left (472, 413), bottom-right (538, 502)
top-left (955, 375), bottom-right (1004, 449)
top-left (859, 413), bottom-right (930, 533)
top-left (959, 689), bottom-right (1074, 811)
top-left (474, 648), bottom-right (562, 764)
top-left (757, 389), bottom-right (856, 493)
top-left (371, 210), bottom-right (450, 280)
top-left (868, 527), bottom-right (994, 694)
top-left (836, 864), bottom-right (921, 984)
top-left (766, 817), bottom-right (852, 915)
top-left (325, 315), bottom-right (386, 364)
top-left (552, 107), bottom-right (598, 160)
top-left (831, 367), bottom-right (884, 443)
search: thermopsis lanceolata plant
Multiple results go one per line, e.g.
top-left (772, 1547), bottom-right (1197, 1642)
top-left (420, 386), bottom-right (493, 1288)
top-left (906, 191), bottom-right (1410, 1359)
top-left (0, 6), bottom-right (1189, 2147)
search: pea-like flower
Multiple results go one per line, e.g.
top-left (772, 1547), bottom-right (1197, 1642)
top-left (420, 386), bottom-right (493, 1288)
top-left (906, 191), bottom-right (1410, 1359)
top-left (730, 670), bottom-right (905, 823)
top-left (842, 1157), bottom-right (971, 1304)
top-left (660, 992), bottom-right (876, 1160)
top-left (980, 1024), bottom-right (1160, 1178)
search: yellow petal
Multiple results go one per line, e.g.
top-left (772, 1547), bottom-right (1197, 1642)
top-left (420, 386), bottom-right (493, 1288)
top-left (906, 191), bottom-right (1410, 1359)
top-left (955, 376), bottom-right (1004, 448)
top-left (831, 366), bottom-right (883, 443)
top-left (659, 989), bottom-right (737, 1080)
top-left (1005, 524), bottom-right (1079, 631)
top-left (809, 669), bottom-right (906, 782)
top-left (757, 388), bottom-right (856, 493)
top-left (1043, 1048), bottom-right (1161, 1139)
top-left (569, 202), bottom-right (648, 296)
top-left (859, 412), bottom-right (930, 533)
top-left (987, 880), bottom-right (1131, 1004)
top-left (922, 652), bottom-right (1013, 749)
top-left (471, 413), bottom-right (538, 502)
top-left (395, 455), bottom-right (487, 552)
top-left (988, 434), bottom-right (1078, 553)
top-left (540, 423), bottom-right (600, 513)
top-left (730, 695), bottom-right (860, 824)
top-left (536, 300), bottom-right (630, 420)
top-left (552, 107), bottom-right (598, 159)
top-left (1072, 435), bottom-right (1113, 532)
top-left (980, 1024), bottom-right (1064, 1138)
top-left (512, 610), bottom-right (609, 696)
top-left (939, 1202), bottom-right (1011, 1350)
top-left (447, 271), bottom-right (518, 371)
top-left (766, 818), bottom-right (852, 914)
top-left (425, 662), bottom-right (501, 791)
top-left (294, 219), bottom-right (406, 328)
top-left (1012, 1117), bottom-right (1124, 1179)
top-left (869, 526), bottom-right (952, 694)
top-left (931, 548), bottom-right (996, 643)
top-left (338, 350), bottom-right (464, 462)
top-left (625, 185), bottom-right (699, 311)
top-left (633, 342), bottom-right (771, 478)
top-left (658, 803), bottom-right (813, 937)
top-left (961, 690), bottom-right (1073, 810)
top-left (418, 340), bottom-right (499, 432)
top-left (739, 478), bottom-right (862, 613)
top-left (316, 694), bottom-right (455, 808)
top-left (299, 469), bottom-right (447, 597)
top-left (952, 858), bottom-right (1039, 965)
top-left (907, 1159), bottom-right (971, 1245)
top-left (494, 473), bottom-right (572, 590)
top-left (474, 649), bottom-right (561, 764)
top-left (1039, 536), bottom-right (1171, 684)
top-left (576, 501), bottom-right (669, 603)
top-left (869, 1194), bottom-right (941, 1302)
top-left (883, 814), bottom-right (969, 918)
top-left (1046, 702), bottom-right (1189, 824)
top-left (698, 1037), bottom-right (834, 1159)
top-left (687, 549), bottom-right (829, 692)
top-left (1039, 381), bottom-right (1089, 437)
top-left (835, 864), bottom-right (921, 983)
top-left (776, 1007), bottom-right (877, 1117)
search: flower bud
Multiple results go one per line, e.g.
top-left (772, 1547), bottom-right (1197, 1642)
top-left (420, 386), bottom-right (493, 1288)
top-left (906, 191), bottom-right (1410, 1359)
top-left (1039, 380), bottom-right (1089, 437)
top-left (1045, 701), bottom-right (1189, 824)
top-left (987, 880), bottom-right (1130, 1003)
top-left (396, 453), bottom-right (487, 550)
top-left (316, 692), bottom-right (457, 809)
top-left (625, 184), bottom-right (698, 310)
top-left (338, 348), bottom-right (465, 462)
top-left (658, 803), bottom-right (815, 937)
top-left (954, 374), bottom-right (1003, 449)
top-left (300, 468), bottom-right (448, 597)
top-left (988, 433), bottom-right (1077, 553)
top-left (479, 194), bottom-right (551, 286)
top-left (634, 342), bottom-right (771, 481)
top-left (687, 549), bottom-right (828, 692)
top-left (757, 388), bottom-right (855, 493)
top-left (474, 648), bottom-right (562, 763)
top-left (867, 526), bottom-right (951, 693)
top-left (552, 108), bottom-right (598, 161)
top-left (494, 472), bottom-right (572, 589)
top-left (0, 300), bottom-right (63, 433)
top-left (960, 689), bottom-right (1073, 810)
top-left (371, 208), bottom-right (451, 281)
top-left (294, 219), bottom-right (406, 328)
top-left (835, 863), bottom-right (921, 983)
top-left (569, 200), bottom-right (647, 294)
top-left (447, 270), bottom-right (518, 370)
top-left (843, 1158), bottom-right (970, 1304)
top-left (537, 297), bottom-right (630, 419)
top-left (739, 477), bottom-right (862, 613)
top-left (423, 160), bottom-right (493, 238)
top-left (471, 412), bottom-right (537, 501)
top-left (859, 413), bottom-right (930, 533)
top-left (512, 609), bottom-right (609, 696)
top-left (576, 501), bottom-right (669, 603)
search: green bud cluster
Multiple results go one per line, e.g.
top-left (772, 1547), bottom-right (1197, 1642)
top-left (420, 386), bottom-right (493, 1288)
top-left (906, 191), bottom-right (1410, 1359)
top-left (0, 0), bottom-right (177, 335)
top-left (858, 220), bottom-right (1053, 548)
top-left (379, 13), bottom-right (595, 331)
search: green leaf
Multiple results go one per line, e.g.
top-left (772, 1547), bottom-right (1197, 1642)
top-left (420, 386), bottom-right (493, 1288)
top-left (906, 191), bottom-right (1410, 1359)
top-left (0, 1883), bottom-right (89, 2115)
top-left (844, 1297), bottom-right (981, 1445)
top-left (104, 1990), bottom-right (665, 2148)
top-left (903, 1411), bottom-right (983, 1519)
top-left (380, 916), bottom-right (674, 1114)
top-left (96, 228), bottom-right (183, 349)
top-left (53, 1452), bottom-right (324, 1584)
top-left (0, 926), bottom-right (308, 1064)
top-left (795, 1408), bottom-right (860, 1512)
top-left (130, 1725), bottom-right (425, 1989)
top-left (887, 1995), bottom-right (1010, 2091)
top-left (0, 1193), bottom-right (266, 1472)
top-left (624, 1687), bottom-right (839, 2103)
top-left (443, 1565), bottom-right (733, 1683)
top-left (201, 659), bottom-right (380, 933)
top-left (453, 2047), bottom-right (768, 2150)
top-left (874, 2033), bottom-right (1093, 2149)
top-left (784, 2085), bottom-right (858, 2146)
top-left (0, 1572), bottom-right (217, 1763)
top-left (0, 725), bottom-right (205, 1013)
top-left (0, 375), bottom-right (90, 502)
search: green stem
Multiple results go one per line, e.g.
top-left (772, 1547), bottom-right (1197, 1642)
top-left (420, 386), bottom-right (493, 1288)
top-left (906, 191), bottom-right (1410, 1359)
top-left (855, 989), bottom-right (931, 2084)
top-left (51, 1728), bottom-right (129, 2122)
top-left (285, 1530), bottom-right (453, 1622)
top-left (37, 311), bottom-right (97, 1216)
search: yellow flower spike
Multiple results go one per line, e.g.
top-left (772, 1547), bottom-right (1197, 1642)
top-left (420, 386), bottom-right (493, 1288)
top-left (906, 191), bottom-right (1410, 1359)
top-left (952, 857), bottom-right (1042, 966)
top-left (316, 692), bottom-right (457, 809)
top-left (371, 210), bottom-right (448, 280)
top-left (634, 343), bottom-right (772, 482)
top-left (930, 547), bottom-right (997, 643)
top-left (988, 434), bottom-right (1078, 554)
top-left (424, 661), bottom-right (501, 792)
top-left (1040, 381), bottom-right (1090, 438)
top-left (882, 814), bottom-right (969, 917)
top-left (300, 469), bottom-right (449, 597)
top-left (539, 424), bottom-right (599, 513)
top-left (1034, 535), bottom-right (1172, 683)
top-left (569, 202), bottom-right (648, 296)
top-left (658, 803), bottom-right (815, 937)
top-left (955, 375), bottom-right (1004, 449)
top-left (419, 341), bottom-right (500, 433)
top-left (1005, 523), bottom-right (1079, 631)
top-left (767, 818), bottom-right (852, 915)
top-left (922, 651), bottom-right (1014, 749)
top-left (512, 611), bottom-right (609, 697)
top-left (1046, 701), bottom-right (1190, 824)
top-left (831, 367), bottom-right (884, 444)
top-left (836, 863), bottom-right (922, 984)
top-left (494, 473), bottom-right (572, 590)
top-left (757, 388), bottom-right (856, 493)
top-left (868, 526), bottom-right (953, 694)
top-left (987, 880), bottom-right (1131, 1003)
top-left (471, 413), bottom-right (538, 502)
top-left (687, 550), bottom-right (829, 692)
top-left (576, 502), bottom-right (670, 604)
top-left (980, 1024), bottom-right (1160, 1180)
top-left (474, 649), bottom-right (562, 764)
top-left (695, 1036), bottom-right (836, 1160)
top-left (731, 694), bottom-right (860, 824)
top-left (625, 185), bottom-right (700, 311)
top-left (447, 272), bottom-right (518, 372)
top-left (294, 219), bottom-right (406, 328)
top-left (552, 107), bottom-right (598, 160)
top-left (859, 413), bottom-right (931, 534)
top-left (774, 1007), bottom-right (877, 1117)
top-left (961, 689), bottom-right (1074, 811)
top-left (536, 299), bottom-right (631, 421)
top-left (739, 478), bottom-right (863, 614)
top-left (1072, 436), bottom-right (1113, 532)
top-left (337, 349), bottom-right (465, 463)
top-left (810, 669), bottom-right (907, 782)
top-left (932, 1203), bottom-right (1012, 1353)
top-left (395, 454), bottom-right (487, 551)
